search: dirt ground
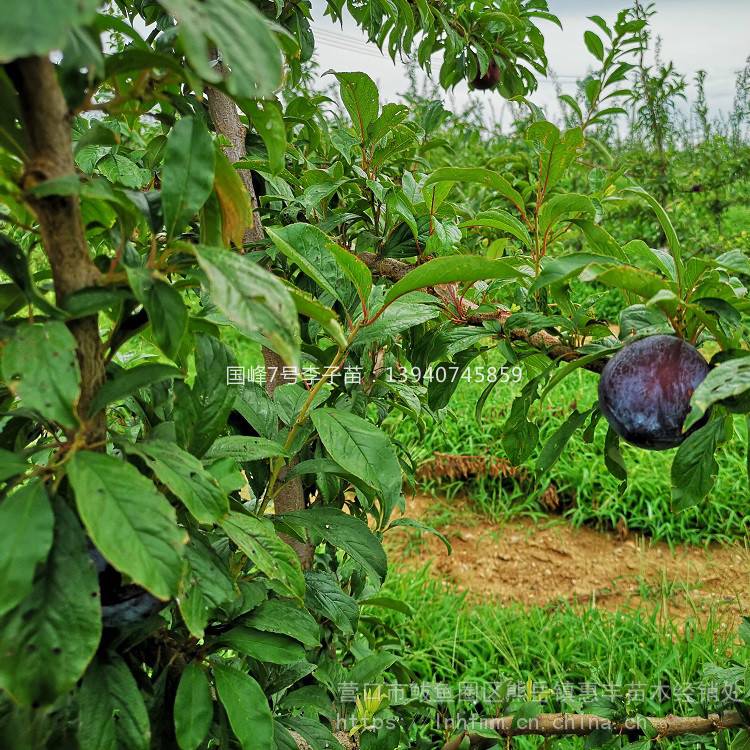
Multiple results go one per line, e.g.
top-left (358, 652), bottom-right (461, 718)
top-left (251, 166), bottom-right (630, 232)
top-left (389, 493), bottom-right (750, 626)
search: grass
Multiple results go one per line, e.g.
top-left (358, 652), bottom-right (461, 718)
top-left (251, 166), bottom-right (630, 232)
top-left (388, 366), bottom-right (750, 546)
top-left (369, 566), bottom-right (748, 749)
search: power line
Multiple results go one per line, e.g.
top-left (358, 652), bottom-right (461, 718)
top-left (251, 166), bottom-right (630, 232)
top-left (312, 25), bottom-right (602, 79)
top-left (311, 24), bottom-right (740, 91)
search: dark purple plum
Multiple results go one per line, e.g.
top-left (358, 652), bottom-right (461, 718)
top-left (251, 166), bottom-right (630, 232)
top-left (470, 59), bottom-right (501, 90)
top-left (598, 335), bottom-right (710, 450)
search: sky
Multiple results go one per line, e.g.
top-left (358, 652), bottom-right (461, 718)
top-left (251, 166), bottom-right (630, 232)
top-left (309, 0), bottom-right (750, 126)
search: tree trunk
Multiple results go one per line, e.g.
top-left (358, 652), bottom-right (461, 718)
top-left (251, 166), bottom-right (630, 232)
top-left (7, 56), bottom-right (106, 444)
top-left (205, 78), bottom-right (312, 568)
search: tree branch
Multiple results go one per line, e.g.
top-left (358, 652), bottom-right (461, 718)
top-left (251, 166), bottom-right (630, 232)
top-left (441, 711), bottom-right (743, 750)
top-left (7, 56), bottom-right (106, 441)
top-left (357, 253), bottom-right (606, 373)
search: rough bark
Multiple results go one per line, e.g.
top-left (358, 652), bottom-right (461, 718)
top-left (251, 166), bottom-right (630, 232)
top-left (205, 82), bottom-right (263, 242)
top-left (441, 711), bottom-right (743, 750)
top-left (205, 78), bottom-right (312, 567)
top-left (7, 56), bottom-right (106, 442)
top-left (358, 252), bottom-right (607, 373)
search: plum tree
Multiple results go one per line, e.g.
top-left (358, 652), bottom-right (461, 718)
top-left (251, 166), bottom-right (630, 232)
top-left (470, 59), bottom-right (501, 90)
top-left (598, 335), bottom-right (710, 450)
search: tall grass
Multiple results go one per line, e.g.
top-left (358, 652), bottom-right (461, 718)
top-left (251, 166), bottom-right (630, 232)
top-left (369, 567), bottom-right (747, 749)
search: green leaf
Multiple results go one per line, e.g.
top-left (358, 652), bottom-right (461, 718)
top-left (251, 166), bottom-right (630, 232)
top-left (530, 253), bottom-right (616, 291)
top-left (0, 500), bottom-right (101, 706)
top-left (127, 268), bottom-right (188, 359)
top-left (0, 0), bottom-right (99, 62)
top-left (0, 70), bottom-right (25, 157)
top-left (0, 447), bottom-right (28, 483)
top-left (310, 409), bottom-right (402, 509)
top-left (604, 427), bottom-right (627, 482)
top-left (671, 418), bottom-right (727, 510)
top-left (623, 239), bottom-right (676, 281)
top-left (327, 71), bottom-right (379, 140)
top-left (174, 664), bottom-right (214, 750)
top-left (536, 409), bottom-right (591, 473)
top-left (354, 300), bottom-right (439, 346)
top-left (161, 116), bottom-right (215, 239)
top-left (281, 458), bottom-right (375, 501)
top-left (78, 656), bottom-right (150, 750)
top-left (234, 382), bottom-right (278, 439)
top-left (124, 440), bottom-right (228, 524)
top-left (91, 363), bottom-right (184, 415)
top-left (423, 167), bottom-right (526, 215)
top-left (0, 480), bottom-right (54, 616)
top-left (559, 94), bottom-right (583, 120)
top-left (348, 652), bottom-right (397, 685)
top-left (267, 227), bottom-right (341, 300)
top-left (275, 722), bottom-right (302, 750)
top-left (460, 209), bottom-right (532, 248)
top-left (279, 686), bottom-right (336, 720)
top-left (685, 357), bottom-right (750, 430)
top-left (622, 186), bottom-right (682, 269)
top-left (68, 451), bottom-right (186, 599)
top-left (213, 665), bottom-right (274, 750)
top-left (283, 284), bottom-right (348, 348)
top-left (242, 598), bottom-right (319, 647)
top-left (304, 571), bottom-right (359, 635)
top-left (268, 223), bottom-right (372, 309)
top-left (538, 193), bottom-right (595, 237)
top-left (382, 255), bottom-right (523, 307)
top-left (97, 154), bottom-right (146, 189)
top-left (221, 512), bottom-right (305, 599)
top-left (161, 0), bottom-right (282, 97)
top-left (196, 245), bottom-right (300, 366)
top-left (714, 249), bottom-right (750, 276)
top-left (280, 716), bottom-right (343, 750)
top-left (583, 30), bottom-right (605, 60)
top-left (368, 102), bottom-right (410, 144)
top-left (2, 321), bottom-right (81, 428)
top-left (526, 123), bottom-right (584, 191)
top-left (541, 347), bottom-right (618, 398)
top-left (572, 220), bottom-right (628, 262)
top-left (502, 390), bottom-right (539, 465)
top-left (205, 435), bottom-right (288, 461)
top-left (215, 627), bottom-right (307, 664)
top-left (274, 383), bottom-right (330, 425)
top-left (585, 264), bottom-right (670, 300)
top-left (241, 98), bottom-right (286, 174)
top-left (183, 334), bottom-right (237, 457)
top-left (281, 506), bottom-right (387, 584)
top-left (179, 535), bottom-right (236, 637)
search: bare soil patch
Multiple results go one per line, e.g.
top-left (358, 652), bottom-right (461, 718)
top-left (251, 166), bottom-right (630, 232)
top-left (389, 493), bottom-right (750, 626)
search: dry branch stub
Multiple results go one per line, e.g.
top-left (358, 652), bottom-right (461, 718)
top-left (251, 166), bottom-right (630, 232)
top-left (441, 711), bottom-right (744, 750)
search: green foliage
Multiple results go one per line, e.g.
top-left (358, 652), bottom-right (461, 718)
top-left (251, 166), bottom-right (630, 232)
top-left (0, 0), bottom-right (748, 748)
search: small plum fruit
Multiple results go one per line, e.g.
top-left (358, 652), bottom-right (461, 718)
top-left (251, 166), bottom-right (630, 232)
top-left (470, 59), bottom-right (501, 90)
top-left (598, 335), bottom-right (709, 450)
